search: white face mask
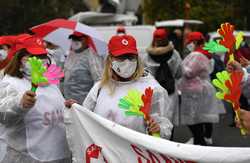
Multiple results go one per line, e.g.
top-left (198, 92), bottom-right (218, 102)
top-left (186, 42), bottom-right (195, 52)
top-left (0, 49), bottom-right (8, 61)
top-left (111, 59), bottom-right (137, 79)
top-left (71, 41), bottom-right (82, 51)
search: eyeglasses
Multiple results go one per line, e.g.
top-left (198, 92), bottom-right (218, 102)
top-left (114, 54), bottom-right (137, 61)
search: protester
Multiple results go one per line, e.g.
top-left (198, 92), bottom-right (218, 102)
top-left (144, 28), bottom-right (182, 129)
top-left (116, 25), bottom-right (126, 35)
top-left (0, 38), bottom-right (8, 160)
top-left (167, 28), bottom-right (183, 53)
top-left (178, 32), bottom-right (225, 145)
top-left (0, 36), bottom-right (71, 163)
top-left (66, 34), bottom-right (173, 139)
top-left (45, 41), bottom-right (66, 68)
top-left (0, 35), bottom-right (22, 161)
top-left (227, 60), bottom-right (250, 134)
top-left (227, 51), bottom-right (250, 125)
top-left (0, 36), bottom-right (16, 79)
top-left (63, 32), bottom-right (104, 104)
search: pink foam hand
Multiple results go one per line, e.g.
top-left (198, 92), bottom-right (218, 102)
top-left (43, 64), bottom-right (64, 85)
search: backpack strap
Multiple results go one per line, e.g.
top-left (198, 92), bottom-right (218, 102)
top-left (97, 86), bottom-right (102, 99)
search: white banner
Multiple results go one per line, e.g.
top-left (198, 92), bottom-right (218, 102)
top-left (65, 104), bottom-right (250, 163)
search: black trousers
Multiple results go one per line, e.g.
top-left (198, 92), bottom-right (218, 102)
top-left (188, 123), bottom-right (213, 145)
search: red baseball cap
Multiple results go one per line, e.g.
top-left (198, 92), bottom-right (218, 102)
top-left (15, 36), bottom-right (47, 55)
top-left (153, 28), bottom-right (168, 40)
top-left (186, 32), bottom-right (205, 44)
top-left (0, 35), bottom-right (16, 46)
top-left (7, 34), bottom-right (32, 57)
top-left (108, 35), bottom-right (138, 56)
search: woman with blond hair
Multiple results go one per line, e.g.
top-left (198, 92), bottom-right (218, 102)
top-left (85, 34), bottom-right (173, 138)
top-left (66, 34), bottom-right (173, 138)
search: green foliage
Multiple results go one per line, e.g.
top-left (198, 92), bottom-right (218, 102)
top-left (0, 0), bottom-right (86, 35)
top-left (143, 0), bottom-right (184, 24)
top-left (1, 0), bottom-right (250, 34)
top-left (143, 0), bottom-right (250, 31)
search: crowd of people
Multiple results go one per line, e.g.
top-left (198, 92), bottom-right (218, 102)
top-left (0, 24), bottom-right (250, 163)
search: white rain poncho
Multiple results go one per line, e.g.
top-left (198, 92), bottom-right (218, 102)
top-left (0, 75), bottom-right (71, 163)
top-left (144, 43), bottom-right (182, 126)
top-left (0, 70), bottom-right (6, 162)
top-left (0, 70), bottom-right (3, 80)
top-left (83, 72), bottom-right (173, 139)
top-left (0, 123), bottom-right (6, 162)
top-left (63, 48), bottom-right (104, 104)
top-left (177, 51), bottom-right (225, 125)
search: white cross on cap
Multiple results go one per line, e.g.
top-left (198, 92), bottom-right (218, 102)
top-left (121, 39), bottom-right (129, 46)
top-left (36, 39), bottom-right (42, 45)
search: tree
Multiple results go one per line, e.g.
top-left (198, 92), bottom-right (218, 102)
top-left (0, 0), bottom-right (87, 35)
top-left (143, 0), bottom-right (250, 32)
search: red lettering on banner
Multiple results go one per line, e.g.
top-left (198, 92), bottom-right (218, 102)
top-left (159, 153), bottom-right (173, 163)
top-left (131, 144), bottom-right (151, 163)
top-left (85, 144), bottom-right (108, 163)
top-left (147, 150), bottom-right (161, 163)
top-left (131, 144), bottom-right (196, 163)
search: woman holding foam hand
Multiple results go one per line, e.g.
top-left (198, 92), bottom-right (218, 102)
top-left (66, 33), bottom-right (173, 139)
top-left (0, 36), bottom-right (71, 163)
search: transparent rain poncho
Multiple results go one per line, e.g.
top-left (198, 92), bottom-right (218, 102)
top-left (177, 52), bottom-right (225, 125)
top-left (63, 48), bottom-right (104, 104)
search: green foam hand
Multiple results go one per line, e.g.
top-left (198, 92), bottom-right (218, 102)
top-left (235, 32), bottom-right (244, 50)
top-left (203, 40), bottom-right (228, 53)
top-left (28, 57), bottom-right (48, 92)
top-left (118, 89), bottom-right (144, 117)
top-left (212, 71), bottom-right (230, 99)
top-left (118, 98), bottom-right (131, 110)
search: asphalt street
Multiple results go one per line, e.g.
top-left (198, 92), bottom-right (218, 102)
top-left (173, 108), bottom-right (250, 147)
